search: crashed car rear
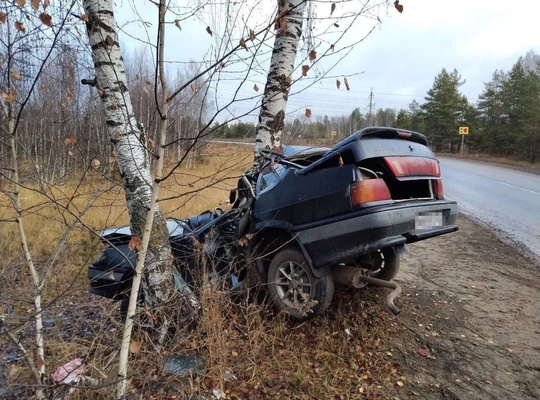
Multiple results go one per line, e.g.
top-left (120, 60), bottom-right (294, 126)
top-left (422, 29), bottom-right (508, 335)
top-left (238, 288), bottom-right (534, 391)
top-left (88, 127), bottom-right (458, 321)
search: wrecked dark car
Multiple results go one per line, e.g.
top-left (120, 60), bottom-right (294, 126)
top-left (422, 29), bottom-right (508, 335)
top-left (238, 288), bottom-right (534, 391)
top-left (88, 127), bottom-right (458, 321)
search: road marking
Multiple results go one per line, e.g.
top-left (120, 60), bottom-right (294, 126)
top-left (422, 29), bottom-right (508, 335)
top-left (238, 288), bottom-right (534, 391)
top-left (497, 181), bottom-right (540, 196)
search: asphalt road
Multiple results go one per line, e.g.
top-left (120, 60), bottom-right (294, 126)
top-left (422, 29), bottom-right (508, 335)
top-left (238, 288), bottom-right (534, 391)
top-left (439, 157), bottom-right (540, 263)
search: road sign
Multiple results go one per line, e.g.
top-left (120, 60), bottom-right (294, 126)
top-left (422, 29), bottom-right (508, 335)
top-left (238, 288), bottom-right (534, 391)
top-left (331, 130), bottom-right (337, 136)
top-left (459, 126), bottom-right (469, 135)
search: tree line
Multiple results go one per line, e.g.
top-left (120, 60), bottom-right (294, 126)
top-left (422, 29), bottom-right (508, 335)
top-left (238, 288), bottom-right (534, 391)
top-left (216, 50), bottom-right (540, 162)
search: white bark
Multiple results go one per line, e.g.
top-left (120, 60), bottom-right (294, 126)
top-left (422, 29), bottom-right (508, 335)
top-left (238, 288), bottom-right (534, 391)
top-left (82, 0), bottom-right (176, 307)
top-left (255, 0), bottom-right (306, 156)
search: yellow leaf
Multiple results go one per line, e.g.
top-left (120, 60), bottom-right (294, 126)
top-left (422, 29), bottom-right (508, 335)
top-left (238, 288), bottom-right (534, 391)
top-left (206, 26), bottom-right (212, 36)
top-left (0, 12), bottom-right (7, 24)
top-left (39, 13), bottom-right (52, 27)
top-left (31, 0), bottom-right (40, 10)
top-left (11, 70), bottom-right (21, 80)
top-left (305, 108), bottom-right (312, 118)
top-left (15, 21), bottom-right (26, 33)
top-left (130, 340), bottom-right (141, 354)
top-left (174, 19), bottom-right (181, 30)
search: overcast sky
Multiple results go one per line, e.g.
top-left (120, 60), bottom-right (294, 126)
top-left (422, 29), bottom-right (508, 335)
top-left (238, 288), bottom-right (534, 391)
top-left (118, 0), bottom-right (540, 123)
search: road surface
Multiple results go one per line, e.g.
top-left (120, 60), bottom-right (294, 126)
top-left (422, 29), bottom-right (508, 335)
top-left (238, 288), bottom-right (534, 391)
top-left (439, 157), bottom-right (540, 263)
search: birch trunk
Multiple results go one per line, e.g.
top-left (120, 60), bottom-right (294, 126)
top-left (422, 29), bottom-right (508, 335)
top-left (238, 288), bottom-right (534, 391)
top-left (82, 0), bottom-right (176, 313)
top-left (255, 0), bottom-right (306, 158)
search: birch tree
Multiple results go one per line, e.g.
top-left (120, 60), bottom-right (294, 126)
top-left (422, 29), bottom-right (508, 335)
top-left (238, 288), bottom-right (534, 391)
top-left (81, 0), bottom-right (192, 324)
top-left (255, 0), bottom-right (306, 157)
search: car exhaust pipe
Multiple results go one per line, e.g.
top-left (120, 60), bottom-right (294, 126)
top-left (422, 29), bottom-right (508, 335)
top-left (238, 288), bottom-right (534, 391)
top-left (332, 267), bottom-right (402, 315)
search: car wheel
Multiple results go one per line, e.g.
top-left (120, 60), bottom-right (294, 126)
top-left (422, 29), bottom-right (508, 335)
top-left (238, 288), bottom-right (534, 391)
top-left (268, 248), bottom-right (334, 321)
top-left (365, 247), bottom-right (400, 281)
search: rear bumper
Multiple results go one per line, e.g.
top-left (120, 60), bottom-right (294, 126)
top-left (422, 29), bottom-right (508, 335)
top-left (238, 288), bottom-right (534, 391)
top-left (293, 200), bottom-right (458, 268)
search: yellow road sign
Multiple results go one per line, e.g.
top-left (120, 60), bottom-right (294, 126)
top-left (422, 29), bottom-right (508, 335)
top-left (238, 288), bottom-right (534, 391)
top-left (459, 126), bottom-right (469, 135)
top-left (331, 130), bottom-right (337, 136)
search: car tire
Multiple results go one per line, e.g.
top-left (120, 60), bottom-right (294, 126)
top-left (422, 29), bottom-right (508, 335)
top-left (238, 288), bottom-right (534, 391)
top-left (366, 247), bottom-right (400, 281)
top-left (267, 248), bottom-right (334, 321)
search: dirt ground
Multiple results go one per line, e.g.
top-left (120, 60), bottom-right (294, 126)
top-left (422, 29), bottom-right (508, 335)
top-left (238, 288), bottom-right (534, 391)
top-left (383, 214), bottom-right (540, 399)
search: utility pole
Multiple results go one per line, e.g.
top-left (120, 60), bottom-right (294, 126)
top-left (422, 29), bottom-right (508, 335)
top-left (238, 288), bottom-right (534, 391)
top-left (367, 87), bottom-right (374, 126)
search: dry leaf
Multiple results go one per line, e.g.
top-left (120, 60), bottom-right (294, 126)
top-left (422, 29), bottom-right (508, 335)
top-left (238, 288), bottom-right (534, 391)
top-left (16, 0), bottom-right (25, 8)
top-left (0, 12), bottom-right (6, 24)
top-left (108, 156), bottom-right (116, 164)
top-left (11, 70), bottom-right (20, 80)
top-left (2, 91), bottom-right (15, 104)
top-left (31, 0), bottom-right (39, 10)
top-left (110, 102), bottom-right (117, 110)
top-left (43, 0), bottom-right (49, 9)
top-left (91, 159), bottom-right (101, 168)
top-left (394, 0), bottom-right (404, 13)
top-left (334, 23), bottom-right (339, 28)
top-left (37, 356), bottom-right (45, 369)
top-left (174, 19), bottom-right (181, 30)
top-left (190, 83), bottom-right (197, 92)
top-left (344, 77), bottom-right (350, 91)
top-left (249, 29), bottom-right (255, 41)
top-left (128, 236), bottom-right (143, 252)
top-left (64, 133), bottom-right (77, 145)
top-left (239, 38), bottom-right (247, 50)
top-left (308, 50), bottom-right (317, 61)
top-left (305, 108), bottom-right (312, 118)
top-left (114, 130), bottom-right (121, 140)
top-left (336, 79), bottom-right (341, 89)
top-left (253, 84), bottom-right (259, 92)
top-left (39, 13), bottom-right (52, 27)
top-left (105, 35), bottom-right (114, 46)
top-left (79, 14), bottom-right (89, 22)
top-left (147, 138), bottom-right (155, 149)
top-left (15, 21), bottom-right (26, 33)
top-left (130, 340), bottom-right (141, 354)
top-left (206, 26), bottom-right (212, 36)
top-left (331, 2), bottom-right (336, 15)
top-left (61, 101), bottom-right (67, 108)
top-left (97, 89), bottom-right (104, 97)
top-left (66, 89), bottom-right (74, 100)
top-left (301, 65), bottom-right (309, 77)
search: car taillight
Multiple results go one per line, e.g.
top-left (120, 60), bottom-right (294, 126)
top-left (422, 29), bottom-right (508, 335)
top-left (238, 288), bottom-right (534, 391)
top-left (384, 157), bottom-right (440, 177)
top-left (433, 179), bottom-right (444, 198)
top-left (351, 179), bottom-right (391, 205)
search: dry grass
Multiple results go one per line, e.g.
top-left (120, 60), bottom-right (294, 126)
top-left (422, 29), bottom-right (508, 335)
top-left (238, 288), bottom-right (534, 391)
top-left (0, 143), bottom-right (401, 399)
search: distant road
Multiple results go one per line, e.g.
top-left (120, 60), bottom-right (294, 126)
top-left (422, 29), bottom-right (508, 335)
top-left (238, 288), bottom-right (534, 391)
top-left (439, 157), bottom-right (540, 263)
